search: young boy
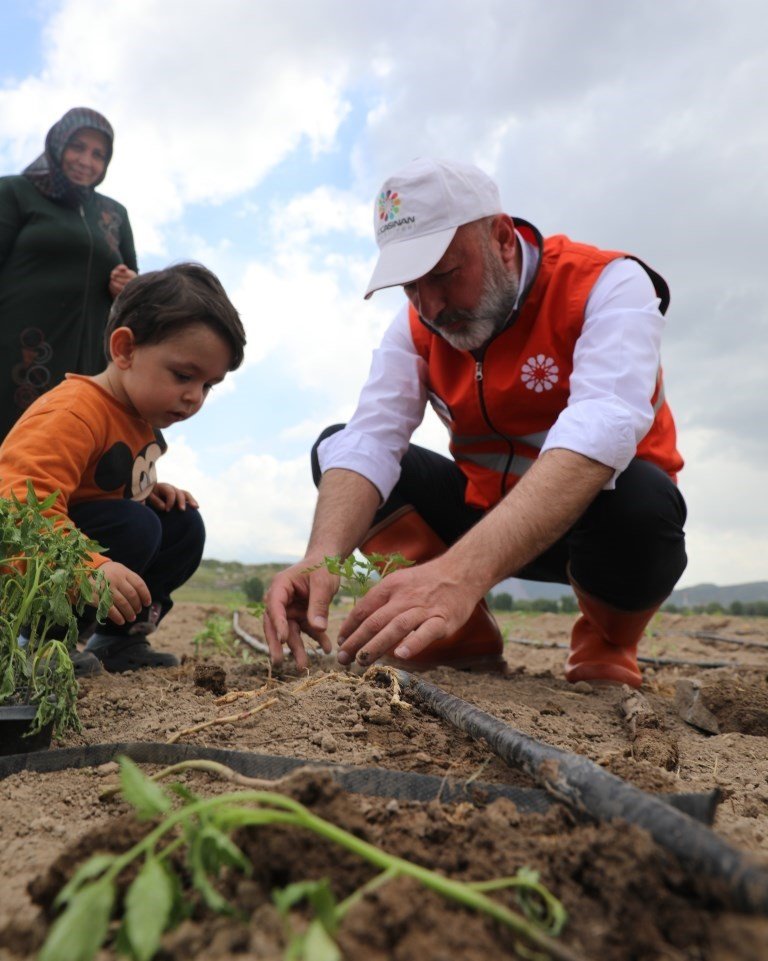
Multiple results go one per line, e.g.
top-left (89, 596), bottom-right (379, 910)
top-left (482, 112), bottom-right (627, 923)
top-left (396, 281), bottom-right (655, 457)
top-left (0, 262), bottom-right (246, 673)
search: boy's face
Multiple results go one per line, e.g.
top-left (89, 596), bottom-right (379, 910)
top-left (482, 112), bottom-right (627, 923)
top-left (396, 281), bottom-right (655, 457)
top-left (111, 323), bottom-right (232, 428)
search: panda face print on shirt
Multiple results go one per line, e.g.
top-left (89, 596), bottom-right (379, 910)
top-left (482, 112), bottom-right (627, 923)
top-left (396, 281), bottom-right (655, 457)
top-left (93, 434), bottom-right (167, 501)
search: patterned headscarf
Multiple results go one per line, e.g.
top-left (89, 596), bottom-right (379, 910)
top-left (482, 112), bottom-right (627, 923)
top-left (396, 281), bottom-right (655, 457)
top-left (22, 107), bottom-right (114, 207)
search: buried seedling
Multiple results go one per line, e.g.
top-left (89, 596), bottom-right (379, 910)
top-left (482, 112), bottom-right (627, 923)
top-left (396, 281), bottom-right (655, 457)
top-left (40, 756), bottom-right (581, 961)
top-left (193, 613), bottom-right (251, 662)
top-left (0, 482), bottom-right (111, 742)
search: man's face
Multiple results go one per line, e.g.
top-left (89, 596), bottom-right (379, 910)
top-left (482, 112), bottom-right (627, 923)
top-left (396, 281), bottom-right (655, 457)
top-left (403, 220), bottom-right (519, 351)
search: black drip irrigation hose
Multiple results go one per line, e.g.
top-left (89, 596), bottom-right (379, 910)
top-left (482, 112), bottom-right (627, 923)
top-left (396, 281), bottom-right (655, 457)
top-left (388, 669), bottom-right (768, 916)
top-left (0, 741), bottom-right (716, 823)
top-left (0, 741), bottom-right (559, 811)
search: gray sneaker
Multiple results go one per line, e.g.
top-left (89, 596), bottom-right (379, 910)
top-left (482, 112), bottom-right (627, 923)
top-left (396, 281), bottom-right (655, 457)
top-left (70, 650), bottom-right (103, 677)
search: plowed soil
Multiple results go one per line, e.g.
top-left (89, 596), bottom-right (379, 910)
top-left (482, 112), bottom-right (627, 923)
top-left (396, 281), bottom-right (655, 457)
top-left (1, 604), bottom-right (767, 961)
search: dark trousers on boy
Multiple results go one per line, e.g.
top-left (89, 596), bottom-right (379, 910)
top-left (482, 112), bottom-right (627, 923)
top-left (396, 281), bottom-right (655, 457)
top-left (71, 500), bottom-right (205, 670)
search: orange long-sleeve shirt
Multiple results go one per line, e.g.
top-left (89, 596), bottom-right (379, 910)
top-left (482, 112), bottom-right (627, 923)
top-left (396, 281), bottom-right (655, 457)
top-left (0, 374), bottom-right (166, 567)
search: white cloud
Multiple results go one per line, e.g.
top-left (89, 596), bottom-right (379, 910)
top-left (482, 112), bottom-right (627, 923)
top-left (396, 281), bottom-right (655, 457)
top-left (2, 0), bottom-right (766, 586)
top-left (161, 437), bottom-right (314, 561)
top-left (0, 0), bottom-right (360, 252)
top-left (678, 428), bottom-right (768, 586)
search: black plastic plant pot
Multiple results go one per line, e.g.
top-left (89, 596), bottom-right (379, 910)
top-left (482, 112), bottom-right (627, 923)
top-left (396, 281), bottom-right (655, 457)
top-left (0, 705), bottom-right (53, 756)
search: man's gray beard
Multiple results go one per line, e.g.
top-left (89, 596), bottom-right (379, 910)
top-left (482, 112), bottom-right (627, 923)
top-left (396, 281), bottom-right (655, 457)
top-left (433, 250), bottom-right (520, 351)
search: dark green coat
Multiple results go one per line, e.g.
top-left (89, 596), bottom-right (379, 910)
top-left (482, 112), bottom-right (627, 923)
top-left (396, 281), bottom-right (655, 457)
top-left (0, 175), bottom-right (137, 440)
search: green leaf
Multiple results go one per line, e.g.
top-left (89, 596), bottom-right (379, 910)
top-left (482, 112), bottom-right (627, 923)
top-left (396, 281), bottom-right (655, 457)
top-left (39, 880), bottom-right (115, 961)
top-left (118, 757), bottom-right (171, 820)
top-left (273, 878), bottom-right (339, 957)
top-left (302, 919), bottom-right (342, 961)
top-left (169, 781), bottom-right (199, 803)
top-left (273, 880), bottom-right (325, 917)
top-left (123, 857), bottom-right (174, 961)
top-left (198, 824), bottom-right (251, 874)
top-left (54, 854), bottom-right (116, 908)
top-left (302, 879), bottom-right (338, 934)
top-left (188, 831), bottom-right (235, 915)
top-left (164, 861), bottom-right (192, 927)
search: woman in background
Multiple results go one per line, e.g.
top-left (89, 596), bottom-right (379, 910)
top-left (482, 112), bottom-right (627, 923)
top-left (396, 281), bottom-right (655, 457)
top-left (0, 107), bottom-right (137, 441)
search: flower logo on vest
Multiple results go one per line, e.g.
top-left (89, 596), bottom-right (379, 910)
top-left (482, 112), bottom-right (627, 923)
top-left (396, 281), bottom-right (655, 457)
top-left (378, 189), bottom-right (401, 222)
top-left (521, 354), bottom-right (559, 392)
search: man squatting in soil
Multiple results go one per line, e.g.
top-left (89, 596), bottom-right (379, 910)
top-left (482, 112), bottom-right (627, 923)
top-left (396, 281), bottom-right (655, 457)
top-left (0, 264), bottom-right (246, 675)
top-left (266, 158), bottom-right (688, 687)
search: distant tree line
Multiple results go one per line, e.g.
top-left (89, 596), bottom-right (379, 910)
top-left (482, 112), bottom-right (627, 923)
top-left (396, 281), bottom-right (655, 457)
top-left (662, 600), bottom-right (768, 617)
top-left (486, 595), bottom-right (768, 618)
top-left (486, 593), bottom-right (578, 614)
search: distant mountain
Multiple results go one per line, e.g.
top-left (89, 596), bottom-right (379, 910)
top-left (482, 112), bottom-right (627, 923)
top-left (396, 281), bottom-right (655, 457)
top-left (667, 581), bottom-right (768, 606)
top-left (489, 578), bottom-right (768, 606)
top-left (489, 578), bottom-right (574, 601)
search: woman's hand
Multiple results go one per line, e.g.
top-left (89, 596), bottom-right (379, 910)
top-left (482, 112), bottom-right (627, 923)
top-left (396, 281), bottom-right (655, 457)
top-left (109, 264), bottom-right (137, 299)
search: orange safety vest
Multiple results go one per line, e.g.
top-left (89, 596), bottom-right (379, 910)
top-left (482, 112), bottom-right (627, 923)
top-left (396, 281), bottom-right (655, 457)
top-left (409, 221), bottom-right (683, 510)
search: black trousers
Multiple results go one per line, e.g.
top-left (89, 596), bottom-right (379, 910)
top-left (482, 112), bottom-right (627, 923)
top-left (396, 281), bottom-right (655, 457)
top-left (69, 499), bottom-right (206, 635)
top-left (312, 425), bottom-right (687, 611)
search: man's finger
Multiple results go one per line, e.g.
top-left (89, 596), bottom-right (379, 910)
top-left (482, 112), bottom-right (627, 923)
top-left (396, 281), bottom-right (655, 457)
top-left (348, 607), bottom-right (428, 666)
top-left (337, 579), bottom-right (391, 642)
top-left (306, 571), bottom-right (338, 632)
top-left (391, 617), bottom-right (447, 660)
top-left (263, 610), bottom-right (284, 668)
top-left (285, 620), bottom-right (308, 672)
top-left (265, 582), bottom-right (292, 645)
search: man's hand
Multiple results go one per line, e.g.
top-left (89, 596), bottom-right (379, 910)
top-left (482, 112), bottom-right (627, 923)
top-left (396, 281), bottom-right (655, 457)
top-left (99, 561), bottom-right (152, 625)
top-left (263, 558), bottom-right (337, 671)
top-left (108, 264), bottom-right (138, 299)
top-left (148, 483), bottom-right (199, 511)
top-left (336, 556), bottom-right (480, 667)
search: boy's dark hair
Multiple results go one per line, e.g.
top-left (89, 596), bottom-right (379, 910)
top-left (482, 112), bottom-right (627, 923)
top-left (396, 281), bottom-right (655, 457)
top-left (105, 263), bottom-right (246, 369)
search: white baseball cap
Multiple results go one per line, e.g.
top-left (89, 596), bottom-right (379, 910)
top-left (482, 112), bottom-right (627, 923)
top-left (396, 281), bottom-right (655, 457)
top-left (364, 157), bottom-right (502, 299)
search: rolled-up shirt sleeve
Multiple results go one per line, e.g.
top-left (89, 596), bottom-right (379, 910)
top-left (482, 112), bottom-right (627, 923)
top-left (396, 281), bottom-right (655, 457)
top-left (540, 257), bottom-right (665, 489)
top-left (317, 305), bottom-right (428, 501)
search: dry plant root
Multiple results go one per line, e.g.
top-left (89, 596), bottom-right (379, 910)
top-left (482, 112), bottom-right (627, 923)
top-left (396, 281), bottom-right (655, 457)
top-left (99, 757), bottom-right (276, 801)
top-left (364, 664), bottom-right (412, 710)
top-left (166, 696), bottom-right (279, 744)
top-left (214, 679), bottom-right (278, 706)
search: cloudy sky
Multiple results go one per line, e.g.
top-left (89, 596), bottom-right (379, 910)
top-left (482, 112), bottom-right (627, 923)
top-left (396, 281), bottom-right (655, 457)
top-left (1, 0), bottom-right (765, 588)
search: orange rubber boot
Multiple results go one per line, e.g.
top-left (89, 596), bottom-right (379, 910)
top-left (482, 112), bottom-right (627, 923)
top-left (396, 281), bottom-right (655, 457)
top-left (361, 506), bottom-right (506, 672)
top-left (565, 581), bottom-right (659, 688)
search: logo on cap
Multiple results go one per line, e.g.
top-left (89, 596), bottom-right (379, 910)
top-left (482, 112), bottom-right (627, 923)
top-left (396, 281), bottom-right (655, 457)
top-left (378, 189), bottom-right (401, 222)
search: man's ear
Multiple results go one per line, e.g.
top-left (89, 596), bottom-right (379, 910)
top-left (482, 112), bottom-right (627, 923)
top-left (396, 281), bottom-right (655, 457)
top-left (109, 327), bottom-right (136, 369)
top-left (491, 214), bottom-right (518, 270)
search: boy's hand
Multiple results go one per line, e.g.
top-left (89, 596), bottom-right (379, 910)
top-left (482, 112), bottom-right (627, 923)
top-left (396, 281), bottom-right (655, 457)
top-left (148, 482), bottom-right (199, 511)
top-left (99, 561), bottom-right (152, 625)
top-left (108, 264), bottom-right (137, 299)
